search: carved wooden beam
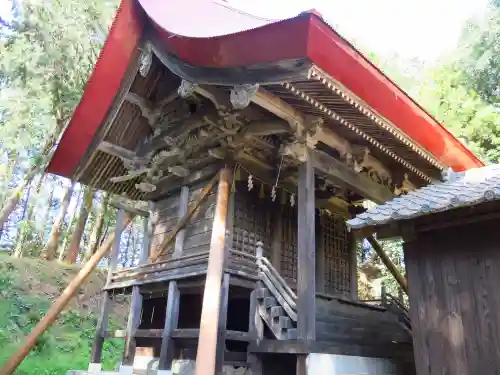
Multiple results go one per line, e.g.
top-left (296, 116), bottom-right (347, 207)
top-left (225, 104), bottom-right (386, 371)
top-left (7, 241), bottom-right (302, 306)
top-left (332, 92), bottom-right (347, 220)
top-left (97, 141), bottom-right (148, 166)
top-left (311, 148), bottom-right (393, 204)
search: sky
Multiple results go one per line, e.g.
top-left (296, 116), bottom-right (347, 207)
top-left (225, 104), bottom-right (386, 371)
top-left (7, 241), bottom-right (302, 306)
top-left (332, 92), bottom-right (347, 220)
top-left (0, 0), bottom-right (489, 62)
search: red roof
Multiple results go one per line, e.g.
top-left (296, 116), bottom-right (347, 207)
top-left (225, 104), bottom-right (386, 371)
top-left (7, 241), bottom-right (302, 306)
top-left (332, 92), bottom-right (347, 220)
top-left (47, 0), bottom-right (483, 178)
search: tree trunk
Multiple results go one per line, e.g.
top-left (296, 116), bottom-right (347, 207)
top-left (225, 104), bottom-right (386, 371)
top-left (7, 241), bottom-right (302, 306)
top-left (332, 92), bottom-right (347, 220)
top-left (40, 181), bottom-right (55, 241)
top-left (12, 183), bottom-right (34, 258)
top-left (58, 186), bottom-right (83, 261)
top-left (0, 120), bottom-right (65, 229)
top-left (41, 180), bottom-right (75, 260)
top-left (83, 192), bottom-right (109, 262)
top-left (13, 175), bottom-right (46, 258)
top-left (65, 186), bottom-right (94, 264)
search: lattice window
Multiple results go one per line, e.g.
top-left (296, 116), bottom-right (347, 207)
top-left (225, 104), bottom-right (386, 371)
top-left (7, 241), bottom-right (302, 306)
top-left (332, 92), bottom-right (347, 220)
top-left (321, 213), bottom-right (350, 296)
top-left (280, 205), bottom-right (298, 288)
top-left (232, 184), bottom-right (271, 258)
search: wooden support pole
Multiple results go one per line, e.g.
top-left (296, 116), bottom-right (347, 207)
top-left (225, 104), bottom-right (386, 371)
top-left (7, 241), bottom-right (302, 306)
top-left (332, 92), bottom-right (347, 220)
top-left (173, 186), bottom-right (190, 258)
top-left (90, 291), bottom-right (111, 366)
top-left (366, 235), bottom-right (408, 295)
top-left (158, 281), bottom-right (180, 372)
top-left (215, 273), bottom-right (230, 373)
top-left (159, 186), bottom-right (187, 373)
top-left (123, 286), bottom-right (142, 365)
top-left (195, 167), bottom-right (231, 375)
top-left (0, 214), bottom-right (134, 375)
top-left (151, 172), bottom-right (219, 262)
top-left (271, 207), bottom-right (283, 272)
top-left (349, 231), bottom-right (358, 300)
top-left (297, 149), bottom-right (316, 341)
top-left (123, 215), bottom-right (150, 366)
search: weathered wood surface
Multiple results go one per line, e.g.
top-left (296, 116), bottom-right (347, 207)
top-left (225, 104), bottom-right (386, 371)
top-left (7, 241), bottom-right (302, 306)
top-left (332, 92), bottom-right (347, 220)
top-left (297, 150), bottom-right (316, 340)
top-left (195, 167), bottom-right (231, 375)
top-left (248, 339), bottom-right (414, 361)
top-left (158, 281), bottom-right (180, 371)
top-left (314, 297), bottom-right (411, 345)
top-left (405, 220), bottom-right (500, 375)
top-left (311, 148), bottom-right (393, 204)
top-left (151, 173), bottom-right (219, 262)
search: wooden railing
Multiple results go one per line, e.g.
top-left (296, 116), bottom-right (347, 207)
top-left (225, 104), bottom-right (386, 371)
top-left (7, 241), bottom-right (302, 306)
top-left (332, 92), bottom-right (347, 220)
top-left (106, 247), bottom-right (261, 289)
top-left (255, 242), bottom-right (297, 321)
top-left (107, 251), bottom-right (210, 289)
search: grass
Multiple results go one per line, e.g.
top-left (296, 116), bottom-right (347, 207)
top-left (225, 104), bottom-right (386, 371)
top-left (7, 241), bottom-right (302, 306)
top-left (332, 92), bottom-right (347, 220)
top-left (0, 254), bottom-right (128, 374)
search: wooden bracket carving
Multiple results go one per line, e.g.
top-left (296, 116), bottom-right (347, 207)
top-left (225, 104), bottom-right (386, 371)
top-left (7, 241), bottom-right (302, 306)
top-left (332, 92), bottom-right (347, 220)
top-left (178, 79), bottom-right (198, 98)
top-left (230, 84), bottom-right (259, 109)
top-left (139, 43), bottom-right (152, 77)
top-left (279, 141), bottom-right (309, 163)
top-left (352, 146), bottom-right (393, 187)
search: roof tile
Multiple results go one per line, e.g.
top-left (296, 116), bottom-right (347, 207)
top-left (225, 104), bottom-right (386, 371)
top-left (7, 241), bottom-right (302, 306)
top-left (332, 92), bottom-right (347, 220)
top-left (347, 164), bottom-right (500, 230)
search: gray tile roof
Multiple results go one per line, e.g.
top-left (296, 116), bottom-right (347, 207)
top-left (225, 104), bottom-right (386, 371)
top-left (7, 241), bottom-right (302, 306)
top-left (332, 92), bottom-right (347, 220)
top-left (347, 164), bottom-right (500, 230)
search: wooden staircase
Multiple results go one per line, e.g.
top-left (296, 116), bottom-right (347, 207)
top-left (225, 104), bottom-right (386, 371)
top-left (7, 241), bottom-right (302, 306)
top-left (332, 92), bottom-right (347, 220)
top-left (254, 243), bottom-right (297, 340)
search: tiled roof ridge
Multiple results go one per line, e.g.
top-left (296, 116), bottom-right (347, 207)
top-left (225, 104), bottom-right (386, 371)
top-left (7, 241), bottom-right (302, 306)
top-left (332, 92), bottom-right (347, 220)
top-left (347, 163), bottom-right (500, 230)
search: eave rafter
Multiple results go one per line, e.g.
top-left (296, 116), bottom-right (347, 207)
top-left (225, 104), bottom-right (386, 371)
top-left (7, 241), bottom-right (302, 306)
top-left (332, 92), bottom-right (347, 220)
top-left (307, 66), bottom-right (445, 171)
top-left (281, 81), bottom-right (434, 184)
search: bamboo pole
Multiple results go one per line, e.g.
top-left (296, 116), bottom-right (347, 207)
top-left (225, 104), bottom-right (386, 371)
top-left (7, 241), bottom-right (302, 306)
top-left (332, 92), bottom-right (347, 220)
top-left (150, 172), bottom-right (219, 263)
top-left (0, 214), bottom-right (134, 375)
top-left (366, 235), bottom-right (408, 295)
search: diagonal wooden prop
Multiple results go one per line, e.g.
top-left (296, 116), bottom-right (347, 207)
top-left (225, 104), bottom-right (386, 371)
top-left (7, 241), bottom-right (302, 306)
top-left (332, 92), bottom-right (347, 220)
top-left (366, 235), bottom-right (408, 295)
top-left (0, 214), bottom-right (135, 375)
top-left (150, 171), bottom-right (219, 263)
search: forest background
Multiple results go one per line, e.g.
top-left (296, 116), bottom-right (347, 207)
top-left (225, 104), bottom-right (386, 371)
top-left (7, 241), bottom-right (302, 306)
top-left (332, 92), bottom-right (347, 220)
top-left (0, 0), bottom-right (498, 372)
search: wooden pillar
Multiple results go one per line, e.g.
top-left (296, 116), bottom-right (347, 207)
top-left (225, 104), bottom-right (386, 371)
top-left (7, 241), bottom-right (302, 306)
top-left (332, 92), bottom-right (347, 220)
top-left (297, 150), bottom-right (316, 340)
top-left (123, 213), bottom-right (150, 368)
top-left (195, 167), bottom-right (231, 375)
top-left (315, 214), bottom-right (325, 294)
top-left (215, 273), bottom-right (230, 372)
top-left (89, 291), bottom-right (110, 371)
top-left (349, 231), bottom-right (358, 299)
top-left (158, 186), bottom-right (189, 373)
top-left (90, 208), bottom-right (125, 372)
top-left (106, 208), bottom-right (124, 286)
top-left (296, 354), bottom-right (308, 375)
top-left (271, 207), bottom-right (283, 272)
top-left (158, 281), bottom-right (180, 374)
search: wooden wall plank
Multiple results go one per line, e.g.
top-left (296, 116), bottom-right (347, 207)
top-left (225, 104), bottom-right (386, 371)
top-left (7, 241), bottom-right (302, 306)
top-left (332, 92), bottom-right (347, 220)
top-left (404, 220), bottom-right (500, 375)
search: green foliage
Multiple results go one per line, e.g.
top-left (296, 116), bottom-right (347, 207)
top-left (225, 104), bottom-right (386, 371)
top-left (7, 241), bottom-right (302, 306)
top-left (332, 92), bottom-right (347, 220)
top-left (457, 2), bottom-right (500, 106)
top-left (0, 255), bottom-right (125, 374)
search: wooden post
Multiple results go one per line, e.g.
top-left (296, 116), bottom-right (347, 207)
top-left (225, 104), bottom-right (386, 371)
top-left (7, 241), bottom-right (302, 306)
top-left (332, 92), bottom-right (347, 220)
top-left (158, 281), bottom-right (180, 374)
top-left (0, 214), bottom-right (134, 375)
top-left (89, 291), bottom-right (110, 371)
top-left (315, 214), bottom-right (325, 294)
top-left (173, 186), bottom-right (190, 258)
top-left (215, 273), bottom-right (230, 372)
top-left (152, 173), bottom-right (219, 262)
top-left (366, 236), bottom-right (408, 295)
top-left (194, 167), bottom-right (231, 375)
top-left (271, 207), bottom-right (283, 272)
top-left (106, 208), bottom-right (125, 286)
top-left (158, 186), bottom-right (188, 373)
top-left (349, 231), bottom-right (358, 299)
top-left (122, 213), bottom-right (150, 368)
top-left (297, 149), bottom-right (316, 340)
